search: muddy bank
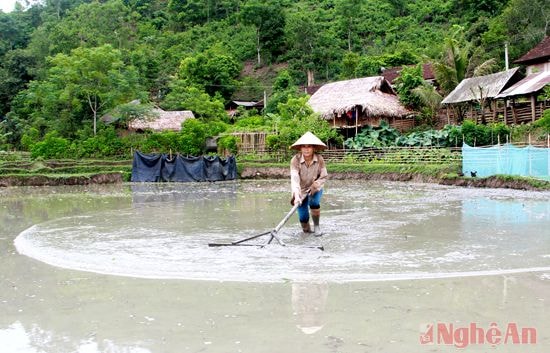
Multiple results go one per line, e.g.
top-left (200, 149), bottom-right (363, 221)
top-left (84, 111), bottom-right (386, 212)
top-left (240, 166), bottom-right (549, 191)
top-left (0, 172), bottom-right (123, 187)
top-left (0, 167), bottom-right (547, 191)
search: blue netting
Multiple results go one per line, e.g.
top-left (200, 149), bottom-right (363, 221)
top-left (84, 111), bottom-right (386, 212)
top-left (462, 143), bottom-right (549, 180)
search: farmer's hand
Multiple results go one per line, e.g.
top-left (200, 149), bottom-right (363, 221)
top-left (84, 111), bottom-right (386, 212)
top-left (292, 191), bottom-right (302, 206)
top-left (310, 181), bottom-right (321, 195)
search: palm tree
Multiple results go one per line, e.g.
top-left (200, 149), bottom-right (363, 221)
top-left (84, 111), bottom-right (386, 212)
top-left (433, 26), bottom-right (497, 122)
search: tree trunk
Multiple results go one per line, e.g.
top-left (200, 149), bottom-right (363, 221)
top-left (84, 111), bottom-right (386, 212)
top-left (88, 95), bottom-right (98, 136)
top-left (256, 29), bottom-right (261, 66)
top-left (307, 69), bottom-right (315, 87)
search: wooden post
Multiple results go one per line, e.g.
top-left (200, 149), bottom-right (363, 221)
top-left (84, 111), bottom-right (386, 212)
top-left (511, 99), bottom-right (517, 124)
top-left (503, 99), bottom-right (508, 124)
top-left (355, 109), bottom-right (358, 136)
top-left (531, 95), bottom-right (536, 122)
top-left (492, 100), bottom-right (497, 122)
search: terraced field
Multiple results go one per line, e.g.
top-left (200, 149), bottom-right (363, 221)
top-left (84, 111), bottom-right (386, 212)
top-left (0, 153), bottom-right (132, 186)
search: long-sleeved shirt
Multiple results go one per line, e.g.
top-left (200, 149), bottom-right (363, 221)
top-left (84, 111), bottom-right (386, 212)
top-left (290, 153), bottom-right (328, 195)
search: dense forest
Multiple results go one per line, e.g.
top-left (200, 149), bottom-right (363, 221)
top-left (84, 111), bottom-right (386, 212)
top-left (0, 0), bottom-right (549, 156)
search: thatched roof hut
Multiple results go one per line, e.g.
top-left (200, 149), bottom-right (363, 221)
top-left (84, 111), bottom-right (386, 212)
top-left (308, 76), bottom-right (411, 120)
top-left (129, 109), bottom-right (195, 132)
top-left (441, 68), bottom-right (521, 105)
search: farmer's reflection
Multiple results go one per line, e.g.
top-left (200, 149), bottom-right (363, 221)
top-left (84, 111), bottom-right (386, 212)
top-left (291, 282), bottom-right (328, 334)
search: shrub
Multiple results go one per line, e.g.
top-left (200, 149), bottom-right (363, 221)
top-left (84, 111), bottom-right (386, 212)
top-left (31, 132), bottom-right (73, 159)
top-left (533, 109), bottom-right (550, 133)
top-left (217, 135), bottom-right (238, 155)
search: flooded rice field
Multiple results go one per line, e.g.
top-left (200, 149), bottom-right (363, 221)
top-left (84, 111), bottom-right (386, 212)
top-left (1, 180), bottom-right (549, 352)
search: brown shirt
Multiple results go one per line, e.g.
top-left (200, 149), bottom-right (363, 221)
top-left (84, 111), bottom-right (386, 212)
top-left (290, 153), bottom-right (328, 195)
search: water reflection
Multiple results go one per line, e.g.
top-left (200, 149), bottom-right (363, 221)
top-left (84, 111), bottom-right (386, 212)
top-left (130, 181), bottom-right (239, 205)
top-left (0, 322), bottom-right (151, 353)
top-left (291, 282), bottom-right (328, 334)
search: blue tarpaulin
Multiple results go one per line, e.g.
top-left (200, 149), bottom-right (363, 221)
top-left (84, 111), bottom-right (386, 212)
top-left (462, 143), bottom-right (549, 179)
top-left (131, 151), bottom-right (237, 182)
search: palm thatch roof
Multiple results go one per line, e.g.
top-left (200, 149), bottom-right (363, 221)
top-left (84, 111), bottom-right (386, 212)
top-left (307, 76), bottom-right (411, 119)
top-left (129, 109), bottom-right (195, 132)
top-left (441, 68), bottom-right (521, 104)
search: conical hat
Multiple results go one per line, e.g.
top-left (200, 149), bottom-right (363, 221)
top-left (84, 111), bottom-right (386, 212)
top-left (290, 131), bottom-right (327, 150)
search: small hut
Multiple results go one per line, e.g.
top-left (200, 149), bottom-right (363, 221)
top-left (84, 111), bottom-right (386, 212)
top-left (307, 76), bottom-right (412, 136)
top-left (129, 109), bottom-right (195, 132)
top-left (441, 68), bottom-right (523, 124)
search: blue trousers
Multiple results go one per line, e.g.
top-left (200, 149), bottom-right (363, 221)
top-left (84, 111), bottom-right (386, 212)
top-left (297, 189), bottom-right (323, 223)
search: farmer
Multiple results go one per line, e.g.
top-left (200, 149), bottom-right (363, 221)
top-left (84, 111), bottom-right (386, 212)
top-left (290, 131), bottom-right (328, 236)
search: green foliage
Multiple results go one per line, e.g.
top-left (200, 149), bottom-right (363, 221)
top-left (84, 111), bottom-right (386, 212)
top-left (74, 126), bottom-right (126, 158)
top-left (177, 51), bottom-right (241, 101)
top-left (394, 64), bottom-right (424, 109)
top-left (264, 70), bottom-right (298, 114)
top-left (240, 0), bottom-right (286, 64)
top-left (533, 109), bottom-right (550, 134)
top-left (30, 132), bottom-right (73, 159)
top-left (234, 115), bottom-right (266, 130)
top-left (1, 0), bottom-right (549, 156)
top-left (340, 52), bottom-right (360, 79)
top-left (20, 127), bottom-right (39, 151)
top-left (460, 120), bottom-right (511, 146)
top-left (13, 44), bottom-right (145, 137)
top-left (162, 85), bottom-right (227, 121)
top-left (265, 96), bottom-right (341, 151)
top-left (344, 121), bottom-right (400, 149)
top-left (217, 135), bottom-right (238, 155)
top-left (177, 119), bottom-right (207, 155)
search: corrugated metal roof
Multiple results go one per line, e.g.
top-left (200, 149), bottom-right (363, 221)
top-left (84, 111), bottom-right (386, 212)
top-left (514, 36), bottom-right (550, 64)
top-left (441, 68), bottom-right (520, 104)
top-left (496, 71), bottom-right (550, 98)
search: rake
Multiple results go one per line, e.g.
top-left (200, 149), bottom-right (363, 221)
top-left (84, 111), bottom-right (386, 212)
top-left (208, 193), bottom-right (324, 251)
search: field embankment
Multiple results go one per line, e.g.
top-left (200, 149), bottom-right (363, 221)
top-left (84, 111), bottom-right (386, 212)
top-left (1, 155), bottom-right (548, 190)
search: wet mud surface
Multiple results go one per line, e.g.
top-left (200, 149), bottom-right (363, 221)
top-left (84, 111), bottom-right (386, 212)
top-left (1, 180), bottom-right (549, 352)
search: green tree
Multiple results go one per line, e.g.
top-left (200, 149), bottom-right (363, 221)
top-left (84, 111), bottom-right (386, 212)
top-left (0, 49), bottom-right (35, 116)
top-left (14, 44), bottom-right (144, 136)
top-left (266, 96), bottom-right (341, 150)
top-left (286, 9), bottom-right (325, 86)
top-left (484, 0), bottom-right (550, 63)
top-left (394, 64), bottom-right (424, 109)
top-left (340, 51), bottom-right (360, 79)
top-left (177, 50), bottom-right (241, 101)
top-left (334, 0), bottom-right (362, 52)
top-left (162, 84), bottom-right (227, 121)
top-left (240, 0), bottom-right (286, 65)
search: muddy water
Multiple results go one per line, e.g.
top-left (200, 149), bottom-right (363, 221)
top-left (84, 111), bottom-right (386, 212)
top-left (1, 180), bottom-right (549, 352)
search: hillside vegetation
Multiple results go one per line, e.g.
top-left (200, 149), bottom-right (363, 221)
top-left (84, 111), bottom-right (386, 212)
top-left (0, 0), bottom-right (549, 156)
